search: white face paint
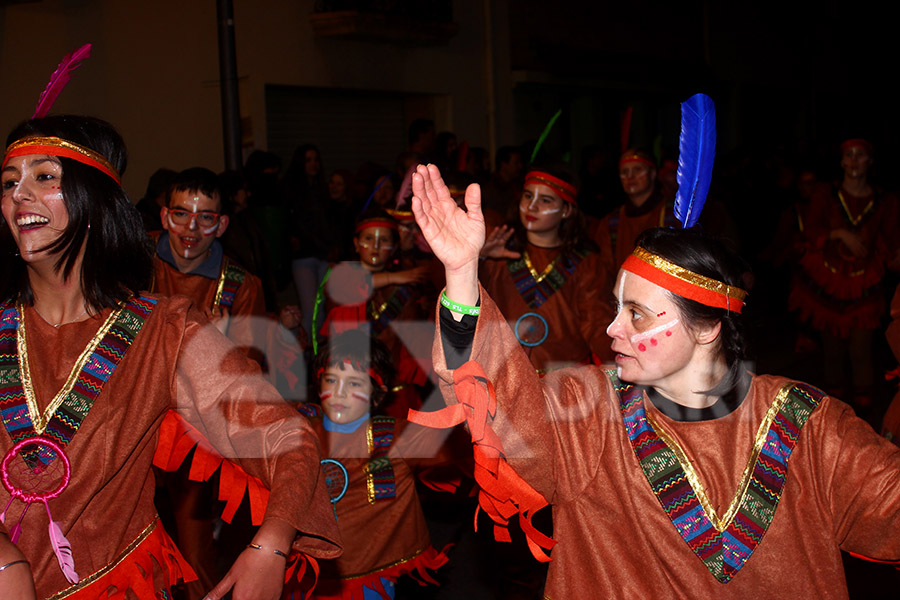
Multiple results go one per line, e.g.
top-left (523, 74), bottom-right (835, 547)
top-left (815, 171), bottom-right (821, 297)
top-left (630, 319), bottom-right (680, 343)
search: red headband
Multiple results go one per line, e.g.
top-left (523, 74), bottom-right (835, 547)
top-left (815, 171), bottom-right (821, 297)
top-left (3, 136), bottom-right (121, 184)
top-left (622, 247), bottom-right (747, 313)
top-left (841, 138), bottom-right (873, 155)
top-left (619, 155), bottom-right (656, 170)
top-left (354, 219), bottom-right (399, 235)
top-left (524, 171), bottom-right (578, 204)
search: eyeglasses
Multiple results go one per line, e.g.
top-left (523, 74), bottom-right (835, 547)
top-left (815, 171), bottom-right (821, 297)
top-left (168, 209), bottom-right (220, 227)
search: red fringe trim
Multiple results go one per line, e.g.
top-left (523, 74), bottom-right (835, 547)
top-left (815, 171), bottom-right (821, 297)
top-left (408, 361), bottom-right (556, 563)
top-left (312, 545), bottom-right (451, 600)
top-left (153, 410), bottom-right (322, 597)
top-left (788, 284), bottom-right (884, 337)
top-left (797, 250), bottom-right (885, 300)
top-left (153, 410), bottom-right (271, 525)
top-left (61, 520), bottom-right (196, 600)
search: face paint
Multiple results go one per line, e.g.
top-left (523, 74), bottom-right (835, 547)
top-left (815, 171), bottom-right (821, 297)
top-left (630, 319), bottom-right (680, 344)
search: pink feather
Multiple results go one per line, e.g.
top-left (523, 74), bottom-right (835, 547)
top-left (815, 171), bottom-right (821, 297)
top-left (46, 503), bottom-right (79, 584)
top-left (32, 44), bottom-right (92, 119)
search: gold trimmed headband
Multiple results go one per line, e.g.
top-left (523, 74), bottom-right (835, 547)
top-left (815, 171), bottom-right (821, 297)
top-left (2, 136), bottom-right (121, 184)
top-left (622, 246), bottom-right (747, 313)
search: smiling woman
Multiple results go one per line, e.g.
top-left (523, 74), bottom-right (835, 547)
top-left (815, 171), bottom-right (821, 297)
top-left (409, 163), bottom-right (900, 599)
top-left (0, 115), bottom-right (340, 600)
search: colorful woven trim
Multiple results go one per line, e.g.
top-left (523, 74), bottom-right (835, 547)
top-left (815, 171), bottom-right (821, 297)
top-left (613, 371), bottom-right (825, 583)
top-left (622, 247), bottom-right (747, 313)
top-left (369, 284), bottom-right (415, 337)
top-left (507, 247), bottom-right (588, 310)
top-left (0, 296), bottom-right (154, 467)
top-left (213, 257), bottom-right (246, 311)
top-left (365, 416), bottom-right (396, 504)
top-left (3, 136), bottom-right (121, 184)
top-left (524, 170), bottom-right (577, 205)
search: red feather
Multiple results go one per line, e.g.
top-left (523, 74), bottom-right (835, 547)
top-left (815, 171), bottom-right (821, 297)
top-left (32, 44), bottom-right (92, 119)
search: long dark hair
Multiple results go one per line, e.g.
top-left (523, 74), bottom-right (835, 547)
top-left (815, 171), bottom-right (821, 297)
top-left (510, 162), bottom-right (594, 257)
top-left (0, 115), bottom-right (153, 309)
top-left (635, 227), bottom-right (749, 398)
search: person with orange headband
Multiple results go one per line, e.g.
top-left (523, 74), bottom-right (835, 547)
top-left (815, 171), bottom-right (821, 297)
top-left (316, 209), bottom-right (433, 418)
top-left (788, 138), bottom-right (900, 409)
top-left (478, 163), bottom-right (615, 376)
top-left (406, 162), bottom-right (900, 598)
top-left (0, 115), bottom-right (341, 599)
top-left (600, 148), bottom-right (679, 267)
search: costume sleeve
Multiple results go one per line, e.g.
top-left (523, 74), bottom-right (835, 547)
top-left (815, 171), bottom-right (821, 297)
top-left (171, 311), bottom-right (341, 558)
top-left (576, 252), bottom-right (615, 362)
top-left (808, 397), bottom-right (900, 560)
top-left (226, 272), bottom-right (268, 366)
top-left (432, 284), bottom-right (615, 503)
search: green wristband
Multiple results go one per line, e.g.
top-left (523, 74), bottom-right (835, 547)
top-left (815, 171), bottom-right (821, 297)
top-left (440, 291), bottom-right (480, 316)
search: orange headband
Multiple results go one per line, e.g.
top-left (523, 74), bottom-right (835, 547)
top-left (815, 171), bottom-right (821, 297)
top-left (841, 138), bottom-right (873, 155)
top-left (619, 155), bottom-right (657, 170)
top-left (354, 218), bottom-right (399, 234)
top-left (524, 171), bottom-right (578, 204)
top-left (622, 247), bottom-right (747, 313)
top-left (3, 136), bottom-right (121, 184)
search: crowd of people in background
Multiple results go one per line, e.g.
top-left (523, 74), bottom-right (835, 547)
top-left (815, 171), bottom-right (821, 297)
top-left (128, 116), bottom-right (900, 598)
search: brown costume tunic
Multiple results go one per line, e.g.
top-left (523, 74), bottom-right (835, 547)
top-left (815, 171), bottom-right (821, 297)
top-left (599, 191), bottom-right (676, 268)
top-left (301, 407), bottom-right (450, 596)
top-left (480, 243), bottom-right (615, 371)
top-left (0, 296), bottom-right (340, 599)
top-left (433, 288), bottom-right (900, 599)
top-left (788, 183), bottom-right (900, 336)
top-left (152, 235), bottom-right (267, 363)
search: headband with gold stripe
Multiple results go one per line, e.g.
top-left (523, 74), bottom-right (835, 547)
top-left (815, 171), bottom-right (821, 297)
top-left (622, 247), bottom-right (747, 313)
top-left (619, 154), bottom-right (656, 169)
top-left (354, 218), bottom-right (399, 234)
top-left (2, 136), bottom-right (121, 184)
top-left (524, 170), bottom-right (578, 204)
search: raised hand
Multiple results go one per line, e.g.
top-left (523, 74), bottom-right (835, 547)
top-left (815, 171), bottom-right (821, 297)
top-left (411, 164), bottom-right (484, 275)
top-left (481, 224), bottom-right (521, 260)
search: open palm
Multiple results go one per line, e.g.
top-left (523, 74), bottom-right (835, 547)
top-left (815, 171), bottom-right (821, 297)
top-left (411, 164), bottom-right (484, 273)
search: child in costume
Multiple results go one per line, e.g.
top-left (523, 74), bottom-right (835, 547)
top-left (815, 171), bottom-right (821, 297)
top-left (297, 330), bottom-right (454, 599)
top-left (316, 209), bottom-right (433, 417)
top-left (478, 163), bottom-right (616, 373)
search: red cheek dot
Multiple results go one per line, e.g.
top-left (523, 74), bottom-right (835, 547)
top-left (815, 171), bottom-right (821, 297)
top-left (657, 312), bottom-right (666, 317)
top-left (665, 331), bottom-right (672, 337)
top-left (638, 343), bottom-right (647, 352)
top-left (650, 338), bottom-right (658, 346)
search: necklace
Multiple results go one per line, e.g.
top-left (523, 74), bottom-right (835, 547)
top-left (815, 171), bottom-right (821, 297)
top-left (32, 304), bottom-right (89, 328)
top-left (837, 189), bottom-right (875, 227)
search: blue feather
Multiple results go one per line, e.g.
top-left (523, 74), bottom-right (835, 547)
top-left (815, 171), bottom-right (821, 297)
top-left (674, 93), bottom-right (716, 228)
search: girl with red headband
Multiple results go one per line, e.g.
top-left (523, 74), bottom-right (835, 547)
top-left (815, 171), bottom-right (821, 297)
top-left (316, 209), bottom-right (433, 418)
top-left (478, 163), bottom-right (615, 374)
top-left (407, 162), bottom-right (900, 598)
top-left (0, 115), bottom-right (341, 599)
